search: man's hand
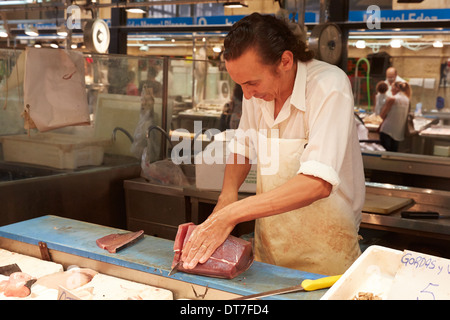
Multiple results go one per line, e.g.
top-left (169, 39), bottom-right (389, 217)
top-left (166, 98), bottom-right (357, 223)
top-left (180, 207), bottom-right (236, 269)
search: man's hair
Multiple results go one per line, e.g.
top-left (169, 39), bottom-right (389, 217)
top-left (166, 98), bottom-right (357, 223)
top-left (223, 12), bottom-right (314, 66)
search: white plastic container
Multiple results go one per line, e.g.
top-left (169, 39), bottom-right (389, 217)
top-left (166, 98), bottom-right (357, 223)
top-left (194, 131), bottom-right (257, 193)
top-left (1, 133), bottom-right (110, 169)
top-left (321, 245), bottom-right (403, 300)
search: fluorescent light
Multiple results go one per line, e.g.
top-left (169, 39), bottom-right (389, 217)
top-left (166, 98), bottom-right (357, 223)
top-left (0, 0), bottom-right (34, 5)
top-left (57, 25), bottom-right (68, 37)
top-left (0, 25), bottom-right (7, 38)
top-left (126, 8), bottom-right (146, 14)
top-left (433, 40), bottom-right (443, 48)
top-left (223, 2), bottom-right (248, 8)
top-left (349, 35), bottom-right (421, 40)
top-left (355, 40), bottom-right (366, 49)
top-left (213, 46), bottom-right (222, 53)
top-left (25, 25), bottom-right (39, 37)
top-left (390, 39), bottom-right (403, 48)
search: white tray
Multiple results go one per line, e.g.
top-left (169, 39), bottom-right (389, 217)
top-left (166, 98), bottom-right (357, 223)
top-left (321, 245), bottom-right (403, 300)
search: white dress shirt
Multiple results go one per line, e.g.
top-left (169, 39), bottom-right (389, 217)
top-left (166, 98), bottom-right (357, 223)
top-left (229, 59), bottom-right (365, 228)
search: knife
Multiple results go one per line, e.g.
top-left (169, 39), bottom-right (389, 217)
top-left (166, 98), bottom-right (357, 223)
top-left (169, 261), bottom-right (182, 276)
top-left (401, 211), bottom-right (450, 219)
top-left (231, 275), bottom-right (341, 300)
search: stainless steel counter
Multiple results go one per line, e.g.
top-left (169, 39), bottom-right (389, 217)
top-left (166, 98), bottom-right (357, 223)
top-left (361, 182), bottom-right (450, 240)
top-left (125, 177), bottom-right (450, 244)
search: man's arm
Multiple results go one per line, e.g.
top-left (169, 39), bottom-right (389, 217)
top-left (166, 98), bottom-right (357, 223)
top-left (213, 153), bottom-right (252, 212)
top-left (181, 172), bottom-right (331, 269)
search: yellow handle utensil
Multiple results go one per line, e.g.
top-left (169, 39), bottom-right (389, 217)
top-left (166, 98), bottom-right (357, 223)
top-left (231, 275), bottom-right (342, 300)
top-left (300, 275), bottom-right (342, 291)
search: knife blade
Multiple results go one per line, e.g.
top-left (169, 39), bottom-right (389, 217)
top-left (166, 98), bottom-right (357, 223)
top-left (169, 261), bottom-right (182, 276)
top-left (401, 211), bottom-right (450, 219)
top-left (231, 275), bottom-right (341, 300)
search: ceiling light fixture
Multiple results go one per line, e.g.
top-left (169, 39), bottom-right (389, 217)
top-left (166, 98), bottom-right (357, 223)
top-left (0, 25), bottom-right (8, 38)
top-left (433, 40), bottom-right (444, 48)
top-left (349, 35), bottom-right (421, 40)
top-left (50, 41), bottom-right (59, 49)
top-left (355, 40), bottom-right (366, 49)
top-left (390, 39), bottom-right (403, 48)
top-left (126, 8), bottom-right (147, 14)
top-left (223, 2), bottom-right (248, 8)
top-left (57, 25), bottom-right (68, 37)
top-left (25, 25), bottom-right (39, 37)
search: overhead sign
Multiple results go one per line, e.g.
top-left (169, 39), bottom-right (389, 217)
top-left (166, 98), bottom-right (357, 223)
top-left (127, 17), bottom-right (193, 27)
top-left (17, 9), bottom-right (450, 31)
top-left (349, 8), bottom-right (450, 22)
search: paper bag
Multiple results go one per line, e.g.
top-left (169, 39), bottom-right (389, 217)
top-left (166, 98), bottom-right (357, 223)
top-left (23, 48), bottom-right (90, 132)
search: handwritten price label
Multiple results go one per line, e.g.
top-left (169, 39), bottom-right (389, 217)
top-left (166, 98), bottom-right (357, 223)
top-left (388, 250), bottom-right (450, 300)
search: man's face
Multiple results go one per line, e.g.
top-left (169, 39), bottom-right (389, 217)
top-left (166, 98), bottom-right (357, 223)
top-left (225, 49), bottom-right (282, 102)
top-left (386, 69), bottom-right (396, 84)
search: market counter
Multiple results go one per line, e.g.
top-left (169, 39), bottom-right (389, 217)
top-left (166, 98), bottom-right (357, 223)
top-left (0, 215), bottom-right (327, 300)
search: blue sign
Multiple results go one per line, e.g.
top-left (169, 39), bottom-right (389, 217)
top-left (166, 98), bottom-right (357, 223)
top-left (127, 17), bottom-right (193, 27)
top-left (17, 9), bottom-right (450, 31)
top-left (196, 15), bottom-right (245, 25)
top-left (349, 8), bottom-right (450, 22)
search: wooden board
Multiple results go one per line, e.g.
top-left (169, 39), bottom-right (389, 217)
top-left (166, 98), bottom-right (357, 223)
top-left (363, 193), bottom-right (413, 215)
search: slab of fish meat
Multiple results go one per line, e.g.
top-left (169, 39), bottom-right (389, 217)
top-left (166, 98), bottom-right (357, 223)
top-left (96, 230), bottom-right (144, 253)
top-left (33, 268), bottom-right (98, 291)
top-left (0, 272), bottom-right (35, 298)
top-left (171, 222), bottom-right (254, 279)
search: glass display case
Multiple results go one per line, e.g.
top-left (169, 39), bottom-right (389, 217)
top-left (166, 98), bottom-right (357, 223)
top-left (0, 49), bottom-right (237, 164)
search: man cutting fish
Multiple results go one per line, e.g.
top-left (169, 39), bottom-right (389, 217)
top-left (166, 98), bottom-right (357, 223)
top-left (181, 13), bottom-right (365, 276)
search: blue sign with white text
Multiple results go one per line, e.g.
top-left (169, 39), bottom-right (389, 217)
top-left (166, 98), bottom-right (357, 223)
top-left (349, 8), bottom-right (450, 22)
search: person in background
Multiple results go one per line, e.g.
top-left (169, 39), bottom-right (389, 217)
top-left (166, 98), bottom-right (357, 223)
top-left (374, 81), bottom-right (388, 115)
top-left (139, 66), bottom-right (162, 98)
top-left (379, 82), bottom-right (412, 152)
top-left (180, 13), bottom-right (365, 276)
top-left (219, 84), bottom-right (243, 130)
top-left (385, 67), bottom-right (405, 96)
top-left (126, 71), bottom-right (139, 96)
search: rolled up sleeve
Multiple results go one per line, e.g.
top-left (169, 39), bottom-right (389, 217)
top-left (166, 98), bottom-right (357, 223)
top-left (298, 70), bottom-right (355, 193)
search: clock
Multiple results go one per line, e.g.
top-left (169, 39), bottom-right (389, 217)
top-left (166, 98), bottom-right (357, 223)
top-left (309, 23), bottom-right (343, 65)
top-left (84, 19), bottom-right (110, 54)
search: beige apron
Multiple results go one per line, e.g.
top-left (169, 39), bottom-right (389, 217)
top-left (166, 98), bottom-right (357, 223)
top-left (254, 128), bottom-right (361, 276)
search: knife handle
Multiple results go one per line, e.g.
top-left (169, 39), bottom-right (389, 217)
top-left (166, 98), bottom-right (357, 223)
top-left (301, 275), bottom-right (341, 291)
top-left (401, 211), bottom-right (439, 219)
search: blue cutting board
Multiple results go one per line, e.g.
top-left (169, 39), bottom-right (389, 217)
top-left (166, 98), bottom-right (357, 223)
top-left (0, 215), bottom-right (327, 300)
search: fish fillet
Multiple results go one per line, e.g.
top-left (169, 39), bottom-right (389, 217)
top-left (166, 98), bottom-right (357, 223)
top-left (96, 230), bottom-right (144, 253)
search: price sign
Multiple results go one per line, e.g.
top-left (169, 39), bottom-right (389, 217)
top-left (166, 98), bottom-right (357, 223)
top-left (388, 250), bottom-right (450, 300)
top-left (57, 286), bottom-right (81, 300)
